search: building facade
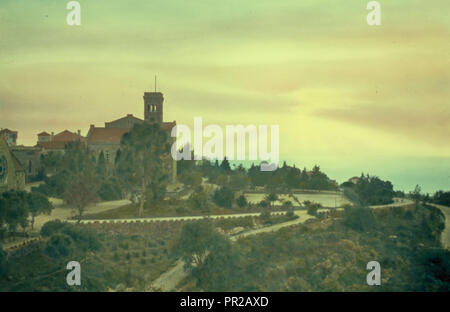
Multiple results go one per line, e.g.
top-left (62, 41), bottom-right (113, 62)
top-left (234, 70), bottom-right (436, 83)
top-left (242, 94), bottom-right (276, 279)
top-left (87, 90), bottom-right (177, 182)
top-left (0, 128), bottom-right (18, 146)
top-left (0, 134), bottom-right (25, 192)
top-left (36, 130), bottom-right (85, 153)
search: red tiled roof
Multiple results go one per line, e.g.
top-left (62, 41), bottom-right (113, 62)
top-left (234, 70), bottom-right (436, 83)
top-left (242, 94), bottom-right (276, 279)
top-left (52, 130), bottom-right (83, 142)
top-left (88, 122), bottom-right (176, 144)
top-left (87, 127), bottom-right (129, 144)
top-left (38, 131), bottom-right (50, 136)
top-left (106, 114), bottom-right (143, 125)
top-left (162, 121), bottom-right (176, 131)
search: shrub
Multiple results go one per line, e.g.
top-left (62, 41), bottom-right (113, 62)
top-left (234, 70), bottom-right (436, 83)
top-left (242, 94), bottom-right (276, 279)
top-left (45, 234), bottom-right (73, 259)
top-left (188, 186), bottom-right (210, 212)
top-left (343, 205), bottom-right (376, 232)
top-left (213, 186), bottom-right (234, 209)
top-left (304, 202), bottom-right (321, 216)
top-left (97, 179), bottom-right (123, 201)
top-left (176, 207), bottom-right (188, 214)
top-left (286, 209), bottom-right (295, 218)
top-left (260, 211), bottom-right (272, 225)
top-left (41, 221), bottom-right (100, 252)
top-left (40, 220), bottom-right (67, 237)
top-left (236, 195), bottom-right (248, 209)
top-left (61, 226), bottom-right (101, 252)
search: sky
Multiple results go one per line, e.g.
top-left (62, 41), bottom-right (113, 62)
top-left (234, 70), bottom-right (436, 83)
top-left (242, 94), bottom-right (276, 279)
top-left (0, 0), bottom-right (449, 193)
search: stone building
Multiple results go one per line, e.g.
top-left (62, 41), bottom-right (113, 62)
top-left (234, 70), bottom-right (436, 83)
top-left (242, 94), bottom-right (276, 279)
top-left (105, 114), bottom-right (143, 129)
top-left (10, 146), bottom-right (42, 178)
top-left (36, 129), bottom-right (85, 153)
top-left (5, 129), bottom-right (85, 182)
top-left (0, 133), bottom-right (25, 192)
top-left (37, 131), bottom-right (52, 143)
top-left (0, 129), bottom-right (41, 181)
top-left (86, 90), bottom-right (177, 181)
top-left (0, 128), bottom-right (18, 146)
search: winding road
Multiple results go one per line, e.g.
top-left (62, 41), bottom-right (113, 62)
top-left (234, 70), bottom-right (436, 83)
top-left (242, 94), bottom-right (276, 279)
top-left (148, 210), bottom-right (314, 291)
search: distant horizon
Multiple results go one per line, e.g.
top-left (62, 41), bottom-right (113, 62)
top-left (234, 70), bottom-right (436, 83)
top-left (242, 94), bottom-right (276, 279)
top-left (4, 124), bottom-right (449, 195)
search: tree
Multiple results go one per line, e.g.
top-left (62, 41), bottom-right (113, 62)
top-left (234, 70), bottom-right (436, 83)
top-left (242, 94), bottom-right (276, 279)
top-left (236, 195), bottom-right (248, 209)
top-left (1, 190), bottom-right (29, 235)
top-left (229, 172), bottom-right (250, 190)
top-left (176, 145), bottom-right (195, 175)
top-left (282, 200), bottom-right (294, 214)
top-left (172, 220), bottom-right (224, 269)
top-left (27, 192), bottom-right (53, 230)
top-left (343, 205), bottom-right (376, 232)
top-left (96, 151), bottom-right (107, 177)
top-left (188, 186), bottom-right (210, 213)
top-left (179, 171), bottom-right (202, 189)
top-left (45, 234), bottom-right (73, 259)
top-left (410, 184), bottom-right (422, 204)
top-left (432, 190), bottom-right (450, 206)
top-left (265, 192), bottom-right (278, 208)
top-left (114, 149), bottom-right (122, 165)
top-left (305, 201), bottom-right (321, 216)
top-left (213, 186), bottom-right (234, 209)
top-left (116, 122), bottom-right (172, 216)
top-left (220, 157), bottom-right (231, 172)
top-left (191, 235), bottom-right (244, 291)
top-left (62, 174), bottom-right (99, 222)
top-left (354, 174), bottom-right (395, 206)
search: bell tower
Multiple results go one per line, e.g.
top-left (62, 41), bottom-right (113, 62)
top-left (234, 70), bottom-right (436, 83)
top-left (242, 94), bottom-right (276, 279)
top-left (144, 91), bottom-right (164, 124)
top-left (144, 77), bottom-right (164, 124)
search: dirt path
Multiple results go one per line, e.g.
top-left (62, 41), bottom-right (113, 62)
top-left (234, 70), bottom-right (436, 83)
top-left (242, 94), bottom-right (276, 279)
top-left (147, 210), bottom-right (313, 291)
top-left (150, 261), bottom-right (185, 291)
top-left (369, 198), bottom-right (414, 209)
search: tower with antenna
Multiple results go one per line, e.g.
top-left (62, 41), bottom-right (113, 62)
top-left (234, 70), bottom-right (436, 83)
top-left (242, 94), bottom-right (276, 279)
top-left (143, 76), bottom-right (164, 124)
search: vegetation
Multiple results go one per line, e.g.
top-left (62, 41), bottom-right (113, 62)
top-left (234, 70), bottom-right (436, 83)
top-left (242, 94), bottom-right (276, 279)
top-left (180, 204), bottom-right (449, 291)
top-left (0, 190), bottom-right (53, 238)
top-left (0, 220), bottom-right (179, 291)
top-left (116, 123), bottom-right (172, 216)
top-left (432, 190), bottom-right (450, 207)
top-left (3, 123), bottom-right (448, 293)
top-left (212, 186), bottom-right (234, 209)
top-left (304, 200), bottom-right (322, 216)
top-left (171, 220), bottom-right (226, 269)
top-left (342, 174), bottom-right (395, 206)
